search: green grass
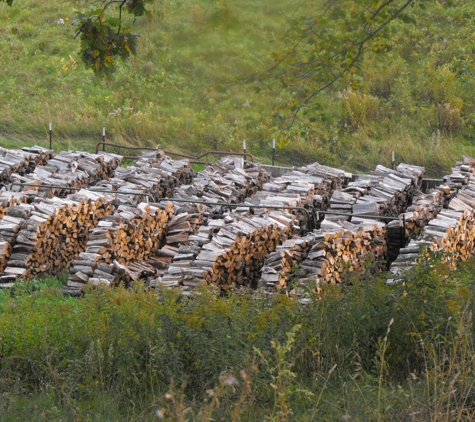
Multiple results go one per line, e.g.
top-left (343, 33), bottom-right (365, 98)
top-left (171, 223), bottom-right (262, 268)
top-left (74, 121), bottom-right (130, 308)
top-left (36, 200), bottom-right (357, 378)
top-left (1, 1), bottom-right (475, 175)
top-left (2, 257), bottom-right (475, 420)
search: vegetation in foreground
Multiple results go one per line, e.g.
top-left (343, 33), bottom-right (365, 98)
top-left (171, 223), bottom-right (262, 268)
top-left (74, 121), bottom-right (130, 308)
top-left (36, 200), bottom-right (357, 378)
top-left (1, 1), bottom-right (475, 175)
top-left (1, 257), bottom-right (475, 421)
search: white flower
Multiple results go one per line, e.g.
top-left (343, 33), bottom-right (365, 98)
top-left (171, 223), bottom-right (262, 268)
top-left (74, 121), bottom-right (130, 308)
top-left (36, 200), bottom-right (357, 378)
top-left (57, 18), bottom-right (65, 25)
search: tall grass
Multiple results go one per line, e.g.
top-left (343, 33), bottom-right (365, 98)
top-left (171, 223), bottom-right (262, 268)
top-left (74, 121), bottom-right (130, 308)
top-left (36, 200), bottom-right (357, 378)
top-left (1, 257), bottom-right (475, 420)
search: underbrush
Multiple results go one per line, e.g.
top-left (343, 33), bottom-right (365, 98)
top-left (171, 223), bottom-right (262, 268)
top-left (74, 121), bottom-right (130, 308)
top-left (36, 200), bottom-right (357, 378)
top-left (1, 258), bottom-right (475, 420)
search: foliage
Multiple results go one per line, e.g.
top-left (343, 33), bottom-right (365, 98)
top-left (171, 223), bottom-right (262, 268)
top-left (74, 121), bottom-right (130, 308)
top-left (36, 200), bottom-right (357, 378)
top-left (269, 0), bottom-right (425, 125)
top-left (1, 258), bottom-right (475, 419)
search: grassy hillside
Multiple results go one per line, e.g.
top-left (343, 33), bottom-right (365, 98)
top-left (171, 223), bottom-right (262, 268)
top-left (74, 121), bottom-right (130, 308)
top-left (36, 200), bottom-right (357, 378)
top-left (1, 0), bottom-right (475, 175)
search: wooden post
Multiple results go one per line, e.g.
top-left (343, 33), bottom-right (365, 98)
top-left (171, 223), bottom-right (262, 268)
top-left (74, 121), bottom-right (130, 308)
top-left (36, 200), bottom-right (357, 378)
top-left (49, 122), bottom-right (52, 150)
top-left (272, 139), bottom-right (276, 166)
top-left (243, 140), bottom-right (247, 163)
top-left (102, 127), bottom-right (106, 152)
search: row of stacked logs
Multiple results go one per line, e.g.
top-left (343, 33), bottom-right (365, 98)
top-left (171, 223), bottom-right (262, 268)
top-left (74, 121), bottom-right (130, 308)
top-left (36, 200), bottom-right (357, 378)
top-left (63, 202), bottom-right (174, 295)
top-left (95, 153), bottom-right (193, 203)
top-left (155, 211), bottom-right (297, 291)
top-left (260, 220), bottom-right (387, 291)
top-left (0, 190), bottom-right (116, 286)
top-left (0, 146), bottom-right (53, 183)
top-left (10, 151), bottom-right (122, 197)
top-left (388, 157), bottom-right (475, 282)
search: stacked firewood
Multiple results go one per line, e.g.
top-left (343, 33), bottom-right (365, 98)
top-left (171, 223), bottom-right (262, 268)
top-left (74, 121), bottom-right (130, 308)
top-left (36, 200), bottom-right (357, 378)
top-left (155, 211), bottom-right (296, 290)
top-left (10, 151), bottom-right (122, 197)
top-left (350, 163), bottom-right (425, 219)
top-left (0, 191), bottom-right (29, 219)
top-left (260, 220), bottom-right (387, 291)
top-left (162, 212), bottom-right (203, 248)
top-left (385, 190), bottom-right (445, 261)
top-left (155, 218), bottom-right (226, 287)
top-left (184, 157), bottom-right (269, 203)
top-left (63, 202), bottom-right (174, 294)
top-left (0, 146), bottom-right (53, 183)
top-left (97, 163), bottom-right (183, 201)
top-left (0, 203), bottom-right (35, 278)
top-left (443, 156), bottom-right (475, 188)
top-left (0, 191), bottom-right (117, 284)
top-left (388, 185), bottom-right (475, 282)
top-left (133, 151), bottom-right (195, 185)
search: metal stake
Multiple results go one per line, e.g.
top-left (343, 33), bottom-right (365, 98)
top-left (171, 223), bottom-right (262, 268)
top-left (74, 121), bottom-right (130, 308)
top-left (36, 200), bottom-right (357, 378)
top-left (272, 139), bottom-right (276, 166)
top-left (49, 122), bottom-right (52, 150)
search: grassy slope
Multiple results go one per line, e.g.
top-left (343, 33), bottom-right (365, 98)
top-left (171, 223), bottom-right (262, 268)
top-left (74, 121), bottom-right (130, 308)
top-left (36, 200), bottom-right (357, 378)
top-left (1, 1), bottom-right (475, 175)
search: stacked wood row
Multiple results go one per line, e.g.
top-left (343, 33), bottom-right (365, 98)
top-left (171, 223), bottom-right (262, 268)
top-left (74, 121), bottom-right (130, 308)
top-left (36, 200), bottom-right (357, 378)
top-left (0, 146), bottom-right (53, 183)
top-left (0, 190), bottom-right (116, 285)
top-left (154, 218), bottom-right (227, 287)
top-left (94, 154), bottom-right (193, 203)
top-left (109, 158), bottom-right (271, 288)
top-left (387, 183), bottom-right (475, 282)
top-left (63, 202), bottom-right (174, 295)
top-left (155, 211), bottom-right (297, 290)
top-left (162, 212), bottom-right (204, 248)
top-left (443, 156), bottom-right (475, 188)
top-left (132, 151), bottom-right (195, 185)
top-left (385, 190), bottom-right (445, 261)
top-left (0, 203), bottom-right (35, 282)
top-left (260, 220), bottom-right (387, 291)
top-left (0, 191), bottom-right (29, 219)
top-left (353, 164), bottom-right (424, 216)
top-left (172, 157), bottom-right (270, 205)
top-left (10, 151), bottom-right (122, 197)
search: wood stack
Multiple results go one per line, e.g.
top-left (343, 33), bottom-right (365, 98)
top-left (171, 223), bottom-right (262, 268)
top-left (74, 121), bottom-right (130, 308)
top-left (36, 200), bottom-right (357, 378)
top-left (63, 202), bottom-right (174, 295)
top-left (260, 220), bottom-right (387, 291)
top-left (443, 156), bottom-right (475, 188)
top-left (0, 203), bottom-right (35, 280)
top-left (0, 191), bottom-right (29, 219)
top-left (162, 212), bottom-right (203, 248)
top-left (0, 146), bottom-right (53, 183)
top-left (385, 190), bottom-right (445, 261)
top-left (156, 211), bottom-right (296, 290)
top-left (0, 190), bottom-right (117, 284)
top-left (154, 218), bottom-right (226, 287)
top-left (100, 163), bottom-right (183, 200)
top-left (350, 163), bottom-right (424, 219)
top-left (10, 151), bottom-right (122, 197)
top-left (133, 151), bottom-right (195, 185)
top-left (189, 157), bottom-right (270, 203)
top-left (387, 183), bottom-right (475, 282)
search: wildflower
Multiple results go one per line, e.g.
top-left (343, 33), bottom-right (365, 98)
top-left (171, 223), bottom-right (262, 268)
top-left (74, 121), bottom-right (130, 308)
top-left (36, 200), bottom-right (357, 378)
top-left (224, 375), bottom-right (236, 386)
top-left (57, 18), bottom-right (65, 25)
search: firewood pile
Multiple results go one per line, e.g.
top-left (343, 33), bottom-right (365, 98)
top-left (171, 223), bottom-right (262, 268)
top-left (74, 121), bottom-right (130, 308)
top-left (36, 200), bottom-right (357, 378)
top-left (93, 151), bottom-right (194, 203)
top-left (0, 146), bottom-right (53, 183)
top-left (350, 163), bottom-right (425, 219)
top-left (0, 191), bottom-right (29, 219)
top-left (63, 202), bottom-right (174, 295)
top-left (132, 151), bottom-right (195, 185)
top-left (172, 157), bottom-right (269, 205)
top-left (10, 151), bottom-right (122, 198)
top-left (388, 184), bottom-right (475, 282)
top-left (0, 190), bottom-right (116, 286)
top-left (153, 211), bottom-right (296, 290)
top-left (260, 220), bottom-right (387, 291)
top-left (162, 212), bottom-right (204, 248)
top-left (443, 156), bottom-right (475, 188)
